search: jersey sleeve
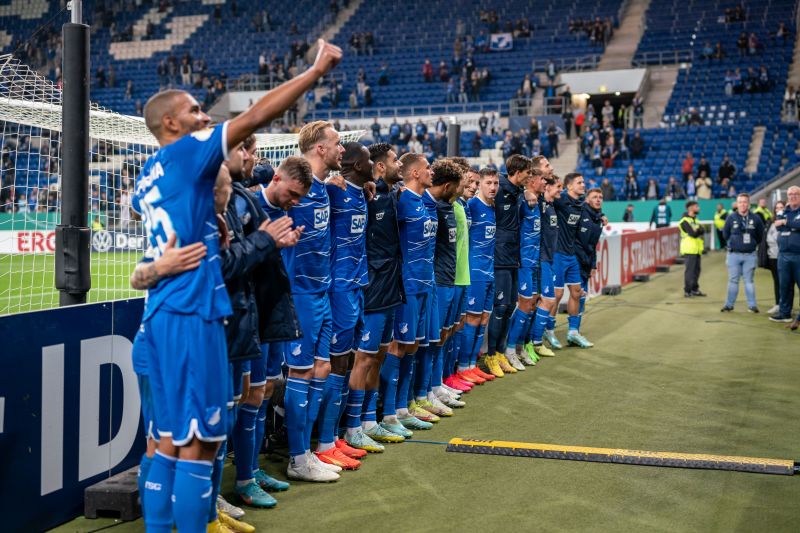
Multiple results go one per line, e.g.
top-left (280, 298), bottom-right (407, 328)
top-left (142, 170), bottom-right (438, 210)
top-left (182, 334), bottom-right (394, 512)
top-left (173, 121), bottom-right (230, 184)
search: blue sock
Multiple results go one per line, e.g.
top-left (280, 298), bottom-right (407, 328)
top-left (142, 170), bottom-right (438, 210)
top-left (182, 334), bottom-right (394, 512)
top-left (362, 388), bottom-right (378, 423)
top-left (234, 403), bottom-right (257, 482)
top-left (577, 296), bottom-right (586, 331)
top-left (471, 325), bottom-right (485, 366)
top-left (138, 454), bottom-right (152, 522)
top-left (431, 344), bottom-right (444, 388)
top-left (209, 442), bottom-right (226, 522)
top-left (403, 352), bottom-right (417, 405)
top-left (173, 460), bottom-right (213, 533)
top-left (548, 314), bottom-right (556, 331)
top-left (413, 346), bottom-right (431, 398)
top-left (252, 399), bottom-right (268, 475)
top-left (379, 354), bottom-right (401, 418)
top-left (444, 336), bottom-right (457, 378)
top-left (305, 377), bottom-right (326, 450)
top-left (336, 371), bottom-right (351, 435)
top-left (506, 308), bottom-right (529, 349)
top-left (533, 307), bottom-right (550, 343)
top-left (284, 377), bottom-right (309, 458)
top-left (568, 314), bottom-right (580, 333)
top-left (460, 323), bottom-right (477, 370)
top-left (345, 388), bottom-right (365, 429)
top-left (318, 373), bottom-right (345, 449)
top-left (523, 311), bottom-right (535, 343)
top-left (396, 353), bottom-right (414, 411)
top-left (143, 451), bottom-right (175, 533)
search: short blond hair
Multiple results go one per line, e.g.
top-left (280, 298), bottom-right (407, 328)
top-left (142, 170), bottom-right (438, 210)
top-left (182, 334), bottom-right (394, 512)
top-left (298, 120), bottom-right (334, 154)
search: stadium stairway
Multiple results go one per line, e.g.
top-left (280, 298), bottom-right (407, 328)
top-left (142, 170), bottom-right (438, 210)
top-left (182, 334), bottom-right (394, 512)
top-left (745, 126), bottom-right (767, 174)
top-left (552, 138), bottom-right (580, 178)
top-left (318, 0), bottom-right (366, 44)
top-left (643, 65), bottom-right (680, 127)
top-left (597, 0), bottom-right (651, 70)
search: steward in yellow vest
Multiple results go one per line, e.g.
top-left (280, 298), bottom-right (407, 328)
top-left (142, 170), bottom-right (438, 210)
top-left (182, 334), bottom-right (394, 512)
top-left (679, 201), bottom-right (706, 296)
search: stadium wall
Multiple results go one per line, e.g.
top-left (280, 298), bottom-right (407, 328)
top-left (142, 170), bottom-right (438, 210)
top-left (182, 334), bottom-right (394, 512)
top-left (0, 299), bottom-right (145, 532)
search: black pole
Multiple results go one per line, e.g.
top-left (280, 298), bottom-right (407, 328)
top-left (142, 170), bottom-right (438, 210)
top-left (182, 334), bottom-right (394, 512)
top-left (55, 21), bottom-right (91, 306)
top-left (446, 121), bottom-right (460, 157)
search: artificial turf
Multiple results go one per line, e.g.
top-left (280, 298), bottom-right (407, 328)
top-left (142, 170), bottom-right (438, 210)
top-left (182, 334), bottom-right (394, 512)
top-left (50, 251), bottom-right (800, 532)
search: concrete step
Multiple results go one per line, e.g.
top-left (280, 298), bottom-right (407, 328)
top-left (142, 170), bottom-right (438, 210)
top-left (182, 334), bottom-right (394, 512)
top-left (598, 0), bottom-right (652, 71)
top-left (643, 65), bottom-right (680, 128)
top-left (745, 126), bottom-right (767, 174)
top-left (551, 138), bottom-right (580, 177)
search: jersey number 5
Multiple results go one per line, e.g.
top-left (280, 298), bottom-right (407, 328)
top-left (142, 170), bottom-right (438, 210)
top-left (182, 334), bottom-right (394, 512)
top-left (139, 186), bottom-right (175, 257)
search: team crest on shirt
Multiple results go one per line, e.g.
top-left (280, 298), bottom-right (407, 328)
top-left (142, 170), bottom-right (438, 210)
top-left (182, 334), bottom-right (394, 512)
top-left (190, 128), bottom-right (214, 141)
top-left (361, 331), bottom-right (371, 342)
top-left (448, 228), bottom-right (457, 242)
top-left (399, 323), bottom-right (409, 334)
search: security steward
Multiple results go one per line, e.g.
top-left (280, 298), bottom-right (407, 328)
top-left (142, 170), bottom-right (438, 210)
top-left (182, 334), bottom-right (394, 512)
top-left (680, 200), bottom-right (707, 297)
top-left (713, 202), bottom-right (729, 249)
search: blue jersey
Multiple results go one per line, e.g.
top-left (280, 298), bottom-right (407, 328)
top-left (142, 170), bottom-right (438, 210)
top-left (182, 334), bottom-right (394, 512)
top-left (520, 198), bottom-right (541, 268)
top-left (327, 181), bottom-right (368, 291)
top-left (540, 200), bottom-right (558, 263)
top-left (257, 188), bottom-right (288, 221)
top-left (467, 196), bottom-right (496, 281)
top-left (422, 190), bottom-right (441, 263)
top-left (131, 122), bottom-right (231, 321)
top-left (396, 187), bottom-right (435, 294)
top-left (286, 177), bottom-right (331, 294)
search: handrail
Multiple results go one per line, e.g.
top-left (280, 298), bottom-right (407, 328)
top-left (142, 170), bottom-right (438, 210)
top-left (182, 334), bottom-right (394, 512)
top-left (305, 100), bottom-right (508, 122)
top-left (632, 49), bottom-right (694, 66)
top-left (226, 71), bottom-right (347, 92)
top-left (531, 55), bottom-right (601, 73)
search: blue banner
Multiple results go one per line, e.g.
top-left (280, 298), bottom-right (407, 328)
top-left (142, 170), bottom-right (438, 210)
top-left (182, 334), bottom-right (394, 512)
top-left (0, 299), bottom-right (146, 532)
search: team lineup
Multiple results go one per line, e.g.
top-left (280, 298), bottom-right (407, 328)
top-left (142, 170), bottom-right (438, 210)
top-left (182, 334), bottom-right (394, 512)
top-left (127, 40), bottom-right (607, 533)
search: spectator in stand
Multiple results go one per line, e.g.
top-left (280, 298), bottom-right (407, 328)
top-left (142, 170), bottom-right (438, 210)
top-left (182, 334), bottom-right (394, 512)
top-left (714, 41), bottom-right (725, 59)
top-left (472, 131), bottom-right (483, 154)
top-left (718, 154), bottom-right (736, 182)
top-left (667, 176), bottom-right (686, 199)
top-left (520, 74), bottom-right (535, 104)
top-left (377, 63), bottom-right (389, 85)
top-left (681, 152), bottom-right (695, 186)
top-left (600, 177), bottom-right (616, 200)
top-left (736, 32), bottom-right (748, 56)
top-left (630, 130), bottom-right (645, 158)
top-left (645, 178), bottom-right (660, 200)
top-left (371, 119), bottom-right (381, 141)
top-left (696, 170), bottom-right (713, 200)
top-left (125, 79), bottom-right (133, 100)
top-left (601, 138), bottom-right (615, 169)
top-left (439, 61), bottom-right (449, 82)
top-left (591, 138), bottom-right (603, 175)
top-left (623, 204), bottom-right (635, 222)
top-left (748, 33), bottom-right (760, 55)
top-left (650, 197), bottom-right (672, 228)
top-left (601, 100), bottom-right (614, 126)
top-left (624, 166), bottom-right (640, 200)
top-left (95, 66), bottom-right (106, 87)
top-left (479, 112), bottom-right (488, 134)
top-left (562, 107), bottom-right (574, 139)
top-left (388, 119), bottom-right (400, 144)
top-left (415, 119), bottom-right (427, 142)
top-left (763, 201), bottom-right (788, 314)
top-left (422, 59), bottom-right (434, 82)
top-left (632, 94), bottom-right (644, 129)
top-left (697, 156), bottom-right (711, 179)
top-left (701, 42), bottom-right (714, 60)
top-left (546, 121), bottom-right (560, 158)
top-left (776, 22), bottom-right (790, 45)
top-left (688, 107), bottom-right (704, 126)
top-left (401, 120), bottom-right (413, 144)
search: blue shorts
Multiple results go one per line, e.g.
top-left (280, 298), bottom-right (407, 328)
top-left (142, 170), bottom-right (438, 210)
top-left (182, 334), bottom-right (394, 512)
top-left (453, 285), bottom-right (468, 320)
top-left (231, 360), bottom-right (251, 400)
top-left (251, 342), bottom-right (285, 386)
top-left (424, 285), bottom-right (442, 346)
top-left (540, 261), bottom-right (557, 299)
top-left (132, 324), bottom-right (147, 375)
top-left (137, 373), bottom-right (157, 442)
top-left (144, 311), bottom-right (228, 445)
top-left (554, 252), bottom-right (582, 288)
top-left (518, 266), bottom-right (539, 298)
top-left (436, 285), bottom-right (457, 330)
top-left (286, 292), bottom-right (333, 369)
top-left (358, 307), bottom-right (396, 353)
top-left (329, 289), bottom-right (365, 356)
top-left (394, 292), bottom-right (428, 344)
top-left (467, 280), bottom-right (495, 314)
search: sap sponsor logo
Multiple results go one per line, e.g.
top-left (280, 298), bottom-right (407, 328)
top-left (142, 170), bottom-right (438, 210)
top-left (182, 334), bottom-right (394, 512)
top-left (350, 214), bottom-right (366, 233)
top-left (375, 211), bottom-right (385, 221)
top-left (568, 214), bottom-right (581, 225)
top-left (503, 204), bottom-right (510, 210)
top-left (423, 219), bottom-right (437, 238)
top-left (550, 215), bottom-right (557, 226)
top-left (485, 225), bottom-right (496, 239)
top-left (314, 207), bottom-right (330, 230)
top-left (534, 219), bottom-right (541, 232)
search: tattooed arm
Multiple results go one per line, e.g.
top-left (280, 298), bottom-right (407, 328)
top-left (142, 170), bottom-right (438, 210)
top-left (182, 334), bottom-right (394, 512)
top-left (129, 234), bottom-right (207, 290)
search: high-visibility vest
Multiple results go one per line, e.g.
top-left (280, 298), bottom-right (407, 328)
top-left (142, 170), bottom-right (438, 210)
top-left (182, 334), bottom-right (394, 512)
top-left (713, 209), bottom-right (727, 230)
top-left (753, 206), bottom-right (773, 223)
top-left (679, 216), bottom-right (704, 255)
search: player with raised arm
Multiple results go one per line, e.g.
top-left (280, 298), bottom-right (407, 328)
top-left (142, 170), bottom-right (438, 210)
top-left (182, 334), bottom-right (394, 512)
top-left (461, 169), bottom-right (499, 379)
top-left (133, 40), bottom-right (340, 532)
